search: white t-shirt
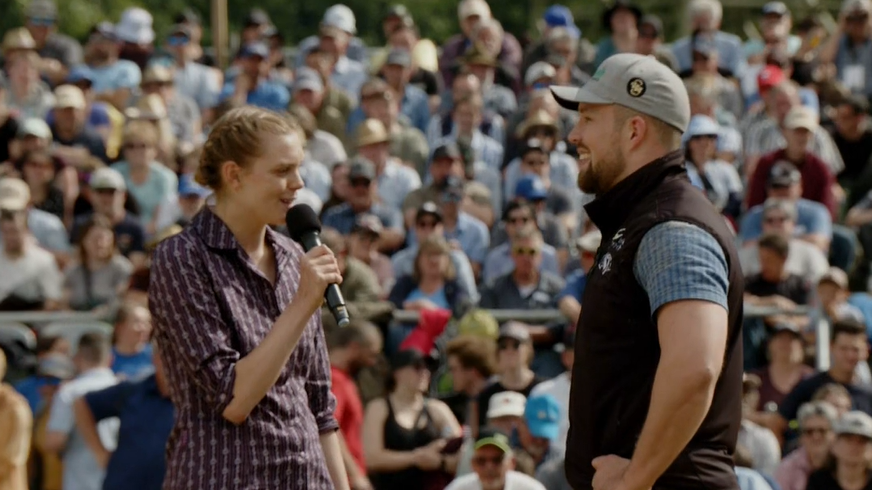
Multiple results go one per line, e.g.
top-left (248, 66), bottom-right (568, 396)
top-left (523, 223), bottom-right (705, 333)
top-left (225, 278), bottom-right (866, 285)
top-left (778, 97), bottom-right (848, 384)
top-left (0, 244), bottom-right (62, 304)
top-left (445, 471), bottom-right (546, 490)
top-left (529, 372), bottom-right (571, 457)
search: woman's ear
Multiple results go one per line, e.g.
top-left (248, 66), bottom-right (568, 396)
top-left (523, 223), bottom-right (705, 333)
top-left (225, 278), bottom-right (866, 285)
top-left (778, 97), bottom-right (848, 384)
top-left (220, 161), bottom-right (241, 192)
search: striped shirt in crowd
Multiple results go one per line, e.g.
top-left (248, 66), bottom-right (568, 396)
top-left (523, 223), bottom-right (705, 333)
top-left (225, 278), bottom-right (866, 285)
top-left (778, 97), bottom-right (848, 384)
top-left (149, 207), bottom-right (338, 489)
top-left (744, 118), bottom-right (845, 175)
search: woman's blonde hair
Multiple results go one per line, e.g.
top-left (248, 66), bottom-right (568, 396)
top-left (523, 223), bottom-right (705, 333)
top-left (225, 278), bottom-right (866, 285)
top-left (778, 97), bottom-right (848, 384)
top-left (412, 235), bottom-right (455, 282)
top-left (196, 106), bottom-right (302, 190)
top-left (122, 119), bottom-right (160, 148)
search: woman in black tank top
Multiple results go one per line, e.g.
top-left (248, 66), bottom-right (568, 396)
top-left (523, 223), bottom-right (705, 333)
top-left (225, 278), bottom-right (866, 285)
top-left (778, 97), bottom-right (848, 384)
top-left (363, 349), bottom-right (463, 490)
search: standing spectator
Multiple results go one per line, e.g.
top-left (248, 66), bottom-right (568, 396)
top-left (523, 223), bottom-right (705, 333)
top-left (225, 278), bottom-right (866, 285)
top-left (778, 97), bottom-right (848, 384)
top-left (84, 23), bottom-right (141, 110)
top-left (24, 0), bottom-right (83, 86)
top-left (110, 304), bottom-right (153, 380)
top-left (446, 428), bottom-right (546, 490)
top-left (441, 335), bottom-right (497, 426)
top-left (0, 349), bottom-right (32, 490)
top-left (0, 204), bottom-right (62, 311)
top-left (73, 344), bottom-right (172, 490)
top-left (64, 214), bottom-right (133, 312)
top-left (164, 23), bottom-right (220, 115)
top-left (327, 320), bottom-right (383, 490)
top-left (111, 121), bottom-right (178, 234)
top-left (317, 6), bottom-right (368, 104)
top-left (806, 411), bottom-right (872, 490)
top-left (819, 0), bottom-right (872, 100)
top-left (41, 333), bottom-right (118, 490)
top-left (774, 401), bottom-right (837, 490)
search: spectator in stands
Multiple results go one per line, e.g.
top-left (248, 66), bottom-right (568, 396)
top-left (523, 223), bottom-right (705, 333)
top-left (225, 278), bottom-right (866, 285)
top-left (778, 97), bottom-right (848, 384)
top-left (774, 401), bottom-right (837, 490)
top-left (819, 0), bottom-right (872, 99)
top-left (83, 23), bottom-right (141, 111)
top-left (42, 332), bottom-right (118, 490)
top-left (293, 67), bottom-right (348, 145)
top-left (473, 392), bottom-right (534, 473)
top-left (363, 348), bottom-right (462, 489)
top-left (392, 201), bottom-right (479, 303)
top-left (557, 230), bottom-right (601, 324)
top-left (111, 121), bottom-right (178, 234)
top-left (0, 176), bottom-right (69, 266)
top-left (430, 176), bottom-right (488, 276)
top-left (6, 118), bottom-right (51, 171)
top-left (13, 341), bottom-right (72, 415)
top-left (441, 334), bottom-right (497, 426)
top-left (435, 93), bottom-right (504, 173)
top-left (672, 0), bottom-right (745, 77)
top-left (50, 84), bottom-right (108, 166)
top-left (483, 202), bottom-right (560, 285)
top-left (114, 7), bottom-right (155, 72)
top-left (740, 165), bottom-right (833, 253)
top-left (303, 46), bottom-right (355, 123)
top-left (447, 428), bottom-right (546, 490)
top-left (73, 341), bottom-right (171, 490)
top-left (321, 227), bottom-right (393, 321)
top-left (24, 0), bottom-right (83, 85)
top-left (739, 373), bottom-right (782, 476)
top-left (373, 49), bottom-right (430, 134)
top-left (317, 6), bottom-right (368, 104)
top-left (345, 214), bottom-right (396, 292)
top-left (164, 23), bottom-right (220, 116)
top-left (521, 394), bottom-right (561, 469)
top-left (140, 65), bottom-right (201, 146)
top-left (529, 328), bottom-right (574, 459)
top-left (327, 320), bottom-right (383, 490)
top-left (635, 15), bottom-right (679, 72)
top-left (353, 118), bottom-right (422, 212)
top-left (110, 303), bottom-right (153, 380)
top-left (475, 324), bottom-right (543, 430)
top-left (59, 66), bottom-right (119, 155)
top-left (461, 44), bottom-right (519, 119)
top-left (430, 73), bottom-right (505, 148)
top-left (593, 0), bottom-right (642, 69)
top-left (829, 95), bottom-right (872, 194)
top-left (5, 43), bottom-right (55, 121)
top-left (0, 206), bottom-right (62, 311)
top-left (17, 149), bottom-right (64, 221)
top-left (733, 444), bottom-right (776, 490)
top-left (359, 79), bottom-right (430, 177)
top-left (744, 233), bottom-right (813, 322)
top-left (739, 198), bottom-right (829, 284)
top-left (323, 157), bottom-right (405, 248)
top-left (64, 214), bottom-right (132, 313)
top-left (808, 268), bottom-right (866, 344)
top-left (0, 74), bottom-right (18, 167)
top-left (218, 42), bottom-right (289, 113)
top-left (806, 411), bottom-right (872, 490)
top-left (153, 173), bottom-right (210, 231)
top-left (508, 175), bottom-right (570, 266)
top-left (402, 143), bottom-right (466, 227)
top-left (683, 115), bottom-right (744, 217)
top-left (812, 384), bottom-right (853, 418)
top-left (778, 320), bottom-right (872, 444)
top-left (439, 0), bottom-right (522, 89)
top-left (0, 349), bottom-right (31, 490)
top-left (385, 14), bottom-right (443, 114)
top-left (683, 32), bottom-right (744, 119)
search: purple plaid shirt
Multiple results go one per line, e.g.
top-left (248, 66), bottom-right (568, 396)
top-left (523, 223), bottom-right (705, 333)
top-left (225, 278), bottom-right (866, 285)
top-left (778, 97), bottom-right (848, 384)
top-left (149, 207), bottom-right (338, 490)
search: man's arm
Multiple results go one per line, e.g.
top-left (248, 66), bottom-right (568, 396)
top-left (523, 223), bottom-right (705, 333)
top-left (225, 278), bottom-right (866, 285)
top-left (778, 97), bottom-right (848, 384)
top-left (73, 397), bottom-right (110, 467)
top-left (0, 393), bottom-right (32, 476)
top-left (335, 429), bottom-right (371, 490)
top-left (320, 431), bottom-right (351, 490)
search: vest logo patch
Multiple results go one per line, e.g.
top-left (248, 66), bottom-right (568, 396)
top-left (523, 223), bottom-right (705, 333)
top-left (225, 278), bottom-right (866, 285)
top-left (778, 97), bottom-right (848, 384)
top-left (599, 253), bottom-right (612, 274)
top-left (611, 228), bottom-right (626, 251)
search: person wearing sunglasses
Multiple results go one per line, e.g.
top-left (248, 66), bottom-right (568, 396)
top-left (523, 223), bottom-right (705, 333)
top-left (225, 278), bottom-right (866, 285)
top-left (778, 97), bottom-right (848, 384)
top-left (819, 0), bottom-right (872, 99)
top-left (446, 428), bottom-right (546, 490)
top-left (775, 401), bottom-right (837, 490)
top-left (24, 0), bottom-right (83, 86)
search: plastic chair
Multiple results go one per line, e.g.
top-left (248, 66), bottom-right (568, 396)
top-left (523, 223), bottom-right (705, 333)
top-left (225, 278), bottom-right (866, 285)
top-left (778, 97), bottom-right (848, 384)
top-left (39, 321), bottom-right (114, 353)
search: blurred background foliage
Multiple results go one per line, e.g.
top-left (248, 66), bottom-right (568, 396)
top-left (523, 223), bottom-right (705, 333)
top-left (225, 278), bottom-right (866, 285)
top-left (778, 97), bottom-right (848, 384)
top-left (1, 0), bottom-right (849, 50)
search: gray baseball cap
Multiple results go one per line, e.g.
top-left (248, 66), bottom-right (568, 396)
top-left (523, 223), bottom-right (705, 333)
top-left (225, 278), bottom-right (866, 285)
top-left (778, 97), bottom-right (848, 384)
top-left (550, 53), bottom-right (691, 133)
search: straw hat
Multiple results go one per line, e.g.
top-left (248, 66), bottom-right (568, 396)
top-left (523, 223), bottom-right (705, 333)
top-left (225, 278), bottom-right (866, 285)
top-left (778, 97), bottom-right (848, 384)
top-left (355, 118), bottom-right (390, 148)
top-left (2, 28), bottom-right (36, 55)
top-left (462, 45), bottom-right (499, 67)
top-left (125, 94), bottom-right (168, 120)
top-left (515, 109), bottom-right (560, 138)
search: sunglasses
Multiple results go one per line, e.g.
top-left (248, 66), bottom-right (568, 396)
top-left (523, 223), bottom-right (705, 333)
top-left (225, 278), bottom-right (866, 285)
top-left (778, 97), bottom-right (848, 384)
top-left (167, 36), bottom-right (190, 47)
top-left (94, 188), bottom-right (119, 195)
top-left (29, 17), bottom-right (55, 26)
top-left (350, 179), bottom-right (371, 188)
top-left (497, 339), bottom-right (521, 351)
top-left (512, 246), bottom-right (539, 256)
top-left (507, 216), bottom-right (530, 225)
top-left (472, 455), bottom-right (506, 466)
top-left (802, 427), bottom-right (830, 436)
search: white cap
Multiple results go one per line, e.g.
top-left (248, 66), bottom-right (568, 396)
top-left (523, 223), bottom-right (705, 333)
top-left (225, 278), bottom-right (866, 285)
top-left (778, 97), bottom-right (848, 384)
top-left (18, 118), bottom-right (52, 139)
top-left (54, 84), bottom-right (86, 110)
top-left (836, 411), bottom-right (872, 439)
top-left (116, 7), bottom-right (155, 44)
top-left (842, 0), bottom-right (872, 15)
top-left (576, 229), bottom-right (602, 253)
top-left (458, 0), bottom-right (491, 20)
top-left (322, 4), bottom-right (356, 34)
top-left (486, 391), bottom-right (527, 419)
top-left (783, 106), bottom-right (819, 132)
top-left (89, 167), bottom-right (127, 191)
top-left (525, 61), bottom-right (557, 87)
top-left (0, 178), bottom-right (31, 211)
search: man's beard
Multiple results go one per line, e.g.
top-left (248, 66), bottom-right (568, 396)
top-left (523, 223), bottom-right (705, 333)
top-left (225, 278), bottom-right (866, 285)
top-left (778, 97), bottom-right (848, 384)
top-left (578, 140), bottom-right (626, 195)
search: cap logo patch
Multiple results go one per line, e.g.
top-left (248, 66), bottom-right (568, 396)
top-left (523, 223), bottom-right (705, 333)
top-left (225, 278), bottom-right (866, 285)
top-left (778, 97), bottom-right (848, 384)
top-left (627, 78), bottom-right (646, 97)
top-left (593, 66), bottom-right (606, 81)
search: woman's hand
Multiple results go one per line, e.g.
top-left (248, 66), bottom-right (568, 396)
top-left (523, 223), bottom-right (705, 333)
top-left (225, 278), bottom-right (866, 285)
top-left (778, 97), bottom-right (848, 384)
top-left (413, 439), bottom-right (447, 471)
top-left (297, 245), bottom-right (343, 311)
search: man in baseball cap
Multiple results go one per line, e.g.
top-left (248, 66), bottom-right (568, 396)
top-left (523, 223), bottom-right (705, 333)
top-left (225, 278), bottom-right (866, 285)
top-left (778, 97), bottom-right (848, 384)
top-left (552, 52), bottom-right (745, 490)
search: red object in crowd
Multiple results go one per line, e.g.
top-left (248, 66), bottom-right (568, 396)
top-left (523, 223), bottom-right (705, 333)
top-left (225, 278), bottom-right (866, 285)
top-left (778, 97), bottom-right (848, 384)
top-left (757, 65), bottom-right (785, 97)
top-left (399, 308), bottom-right (452, 355)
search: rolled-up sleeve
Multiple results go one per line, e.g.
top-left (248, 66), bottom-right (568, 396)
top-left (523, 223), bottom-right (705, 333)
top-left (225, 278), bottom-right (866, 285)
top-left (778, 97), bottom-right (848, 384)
top-left (304, 309), bottom-right (339, 434)
top-left (148, 237), bottom-right (238, 414)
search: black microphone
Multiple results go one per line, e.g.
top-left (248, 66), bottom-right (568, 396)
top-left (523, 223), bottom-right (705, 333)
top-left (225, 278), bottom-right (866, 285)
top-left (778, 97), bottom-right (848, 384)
top-left (286, 204), bottom-right (350, 327)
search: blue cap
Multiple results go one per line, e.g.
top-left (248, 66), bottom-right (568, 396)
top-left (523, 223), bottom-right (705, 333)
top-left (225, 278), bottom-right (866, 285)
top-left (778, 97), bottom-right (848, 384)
top-left (178, 174), bottom-right (211, 198)
top-left (543, 5), bottom-right (580, 39)
top-left (515, 174), bottom-right (548, 201)
top-left (240, 42), bottom-right (269, 59)
top-left (524, 394), bottom-right (561, 441)
top-left (686, 115), bottom-right (720, 139)
top-left (66, 65), bottom-right (94, 84)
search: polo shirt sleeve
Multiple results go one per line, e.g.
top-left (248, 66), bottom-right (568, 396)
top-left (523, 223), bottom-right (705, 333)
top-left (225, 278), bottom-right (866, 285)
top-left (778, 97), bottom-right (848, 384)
top-left (84, 381), bottom-right (136, 422)
top-left (46, 385), bottom-right (76, 435)
top-left (633, 221), bottom-right (729, 318)
top-left (802, 202), bottom-right (832, 237)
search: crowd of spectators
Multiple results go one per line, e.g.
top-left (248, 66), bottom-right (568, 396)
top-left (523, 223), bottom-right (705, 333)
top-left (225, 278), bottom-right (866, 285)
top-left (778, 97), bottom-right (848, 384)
top-left (2, 0), bottom-right (872, 489)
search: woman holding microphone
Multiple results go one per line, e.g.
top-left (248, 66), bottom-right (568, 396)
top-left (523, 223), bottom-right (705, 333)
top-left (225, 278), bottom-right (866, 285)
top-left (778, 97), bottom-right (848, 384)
top-left (149, 106), bottom-right (349, 489)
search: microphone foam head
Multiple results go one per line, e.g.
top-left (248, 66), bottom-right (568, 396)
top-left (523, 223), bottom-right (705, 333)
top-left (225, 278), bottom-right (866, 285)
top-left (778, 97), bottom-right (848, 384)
top-left (286, 204), bottom-right (322, 243)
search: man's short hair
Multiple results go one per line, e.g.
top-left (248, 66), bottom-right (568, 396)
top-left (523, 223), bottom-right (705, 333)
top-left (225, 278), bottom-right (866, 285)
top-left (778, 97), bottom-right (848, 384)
top-left (841, 94), bottom-right (870, 116)
top-left (831, 318), bottom-right (866, 343)
top-left (797, 400), bottom-right (838, 428)
top-left (76, 332), bottom-right (111, 365)
top-left (446, 334), bottom-right (496, 378)
top-left (758, 232), bottom-right (790, 259)
top-left (329, 319), bottom-right (381, 350)
top-left (613, 105), bottom-right (683, 150)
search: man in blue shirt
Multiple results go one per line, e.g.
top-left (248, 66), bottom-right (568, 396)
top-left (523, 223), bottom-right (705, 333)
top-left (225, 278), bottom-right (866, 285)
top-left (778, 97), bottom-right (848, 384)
top-left (73, 345), bottom-right (173, 490)
top-left (219, 42), bottom-right (289, 112)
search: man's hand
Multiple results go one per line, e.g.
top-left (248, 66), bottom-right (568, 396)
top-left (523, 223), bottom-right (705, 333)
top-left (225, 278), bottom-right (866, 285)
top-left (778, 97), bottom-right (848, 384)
top-left (591, 455), bottom-right (636, 490)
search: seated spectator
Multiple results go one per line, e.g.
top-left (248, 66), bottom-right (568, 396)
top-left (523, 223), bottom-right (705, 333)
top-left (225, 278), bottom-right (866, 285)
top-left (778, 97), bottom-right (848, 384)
top-left (740, 164), bottom-right (832, 253)
top-left (775, 401), bottom-right (837, 490)
top-left (422, 176), bottom-right (490, 277)
top-left (124, 93), bottom-right (178, 166)
top-left (739, 198), bottom-right (829, 284)
top-left (139, 65), bottom-right (201, 146)
top-left (42, 333), bottom-right (118, 490)
top-left (740, 374), bottom-right (782, 476)
top-left (73, 343), bottom-right (172, 490)
top-left (362, 348), bottom-right (462, 489)
top-left (813, 384), bottom-right (853, 419)
top-left (458, 44), bottom-right (518, 120)
top-left (481, 226), bottom-right (565, 377)
top-left (292, 66), bottom-right (348, 145)
top-left (475, 324), bottom-right (543, 430)
top-left (163, 23), bottom-right (220, 116)
top-left (17, 149), bottom-right (65, 221)
top-left (403, 142), bottom-right (466, 225)
top-left (510, 175), bottom-right (570, 267)
top-left (734, 444), bottom-right (776, 490)
top-left (432, 93), bottom-right (504, 173)
top-left (683, 115), bottom-right (743, 217)
top-left (808, 268), bottom-right (866, 346)
top-left (392, 201), bottom-right (479, 303)
top-left (58, 66), bottom-right (119, 154)
top-left (0, 205), bottom-right (62, 311)
top-left (322, 157), bottom-right (405, 250)
top-left (806, 411), bottom-right (872, 490)
top-left (4, 118), bottom-right (52, 175)
top-left (557, 230), bottom-right (601, 324)
top-left (82, 22), bottom-right (141, 110)
top-left (356, 49), bottom-right (429, 135)
top-left (447, 428), bottom-right (546, 490)
top-left (110, 304), bottom-right (153, 380)
top-left (13, 338), bottom-right (72, 415)
top-left (353, 118), bottom-right (422, 212)
top-left (828, 95), bottom-right (872, 195)
top-left (778, 320), bottom-right (872, 446)
top-left (0, 79), bottom-right (20, 169)
top-left (529, 329), bottom-right (574, 459)
top-left (287, 103), bottom-right (346, 175)
top-left (345, 215), bottom-right (395, 295)
top-left (818, 0), bottom-right (872, 100)
top-left (521, 394), bottom-right (561, 469)
top-left (218, 42), bottom-right (289, 112)
top-left (593, 0), bottom-right (642, 70)
top-left (111, 121), bottom-right (179, 235)
top-left (315, 6), bottom-right (368, 104)
top-left (428, 73), bottom-right (506, 148)
top-left (153, 174), bottom-right (210, 232)
top-left (64, 215), bottom-right (133, 312)
top-left (483, 202), bottom-right (560, 285)
top-left (50, 84), bottom-right (108, 167)
top-left (681, 33), bottom-right (744, 119)
top-left (4, 38), bottom-right (55, 120)
top-left (441, 335), bottom-right (497, 426)
top-left (744, 233), bottom-right (813, 327)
